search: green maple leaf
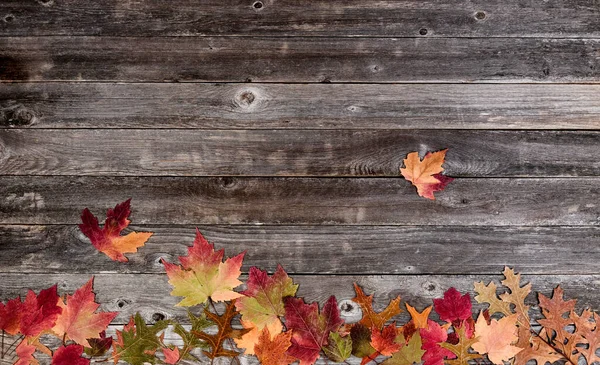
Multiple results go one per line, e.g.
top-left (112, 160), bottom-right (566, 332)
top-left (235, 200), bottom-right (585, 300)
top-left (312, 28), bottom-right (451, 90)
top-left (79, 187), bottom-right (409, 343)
top-left (112, 313), bottom-right (169, 365)
top-left (323, 332), bottom-right (352, 362)
top-left (170, 311), bottom-right (212, 362)
top-left (382, 332), bottom-right (425, 365)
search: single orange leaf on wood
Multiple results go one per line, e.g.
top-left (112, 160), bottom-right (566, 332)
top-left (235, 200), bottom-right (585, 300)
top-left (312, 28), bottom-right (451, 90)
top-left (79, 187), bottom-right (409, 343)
top-left (79, 199), bottom-right (153, 262)
top-left (52, 278), bottom-right (117, 347)
top-left (400, 149), bottom-right (453, 200)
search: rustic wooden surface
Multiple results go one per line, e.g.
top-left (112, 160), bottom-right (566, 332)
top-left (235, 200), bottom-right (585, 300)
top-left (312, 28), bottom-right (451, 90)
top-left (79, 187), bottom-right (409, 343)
top-left (1, 1), bottom-right (600, 364)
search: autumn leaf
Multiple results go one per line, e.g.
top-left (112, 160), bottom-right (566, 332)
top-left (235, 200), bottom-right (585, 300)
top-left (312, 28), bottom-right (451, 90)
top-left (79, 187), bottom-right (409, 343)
top-left (15, 340), bottom-right (39, 365)
top-left (52, 278), bottom-right (117, 347)
top-left (84, 330), bottom-right (112, 357)
top-left (284, 296), bottom-right (344, 365)
top-left (19, 285), bottom-right (62, 338)
top-left (51, 345), bottom-right (90, 365)
top-left (162, 346), bottom-right (180, 365)
top-left (79, 199), bottom-right (153, 263)
top-left (433, 287), bottom-right (472, 324)
top-left (169, 311), bottom-right (211, 362)
top-left (254, 327), bottom-right (296, 365)
top-left (512, 336), bottom-right (563, 365)
top-left (350, 324), bottom-right (376, 358)
top-left (322, 332), bottom-right (352, 363)
top-left (471, 312), bottom-right (522, 364)
top-left (381, 332), bottom-right (425, 365)
top-left (352, 283), bottom-right (402, 330)
top-left (112, 313), bottom-right (169, 365)
top-left (570, 309), bottom-right (600, 364)
top-left (400, 149), bottom-right (453, 200)
top-left (421, 319), bottom-right (455, 365)
top-left (0, 296), bottom-right (22, 335)
top-left (405, 304), bottom-right (431, 329)
top-left (474, 280), bottom-right (512, 317)
top-left (235, 265), bottom-right (298, 331)
top-left (440, 326), bottom-right (482, 365)
top-left (235, 318), bottom-right (283, 356)
top-left (370, 322), bottom-right (401, 356)
top-left (162, 229), bottom-right (245, 306)
top-left (192, 300), bottom-right (250, 360)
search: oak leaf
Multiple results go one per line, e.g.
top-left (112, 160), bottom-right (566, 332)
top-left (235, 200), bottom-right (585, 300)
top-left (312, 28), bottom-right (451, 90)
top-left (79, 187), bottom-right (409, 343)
top-left (400, 149), bottom-right (453, 200)
top-left (284, 296), bottom-right (344, 365)
top-left (51, 345), bottom-right (90, 365)
top-left (79, 199), bottom-right (153, 262)
top-left (52, 278), bottom-right (117, 347)
top-left (440, 326), bottom-right (482, 365)
top-left (112, 313), bottom-right (169, 365)
top-left (433, 287), bottom-right (471, 324)
top-left (352, 283), bottom-right (401, 330)
top-left (512, 336), bottom-right (562, 365)
top-left (405, 304), bottom-right (431, 329)
top-left (169, 311), bottom-right (211, 362)
top-left (162, 229), bottom-right (245, 306)
top-left (235, 265), bottom-right (298, 330)
top-left (471, 312), bottom-right (522, 364)
top-left (192, 300), bottom-right (250, 360)
top-left (323, 331), bottom-right (352, 363)
top-left (254, 327), bottom-right (297, 365)
top-left (381, 332), bottom-right (425, 365)
top-left (474, 280), bottom-right (512, 317)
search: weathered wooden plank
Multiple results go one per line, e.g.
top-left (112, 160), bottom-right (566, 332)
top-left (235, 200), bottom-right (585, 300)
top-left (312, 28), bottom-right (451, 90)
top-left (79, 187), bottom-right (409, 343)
top-left (2, 83), bottom-right (600, 130)
top-left (1, 129), bottom-right (599, 177)
top-left (1, 273), bottom-right (598, 325)
top-left (1, 1), bottom-right (600, 38)
top-left (1, 37), bottom-right (599, 82)
top-left (1, 225), bottom-right (599, 275)
top-left (1, 177), bottom-right (599, 226)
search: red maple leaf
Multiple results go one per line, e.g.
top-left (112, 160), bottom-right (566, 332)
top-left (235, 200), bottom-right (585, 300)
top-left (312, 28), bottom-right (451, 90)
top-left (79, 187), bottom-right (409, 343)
top-left (15, 340), bottom-right (38, 365)
top-left (284, 296), bottom-right (344, 365)
top-left (433, 287), bottom-right (472, 324)
top-left (0, 296), bottom-right (23, 335)
top-left (421, 320), bottom-right (456, 365)
top-left (20, 285), bottom-right (62, 337)
top-left (79, 199), bottom-right (153, 262)
top-left (51, 345), bottom-right (90, 365)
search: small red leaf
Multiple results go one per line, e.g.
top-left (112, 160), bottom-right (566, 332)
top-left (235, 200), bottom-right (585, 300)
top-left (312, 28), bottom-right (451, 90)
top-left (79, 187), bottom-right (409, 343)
top-left (433, 287), bottom-right (472, 323)
top-left (51, 345), bottom-right (90, 365)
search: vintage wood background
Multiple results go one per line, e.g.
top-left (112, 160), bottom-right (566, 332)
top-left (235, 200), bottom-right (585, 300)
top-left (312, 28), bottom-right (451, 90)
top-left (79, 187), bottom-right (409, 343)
top-left (1, 1), bottom-right (600, 364)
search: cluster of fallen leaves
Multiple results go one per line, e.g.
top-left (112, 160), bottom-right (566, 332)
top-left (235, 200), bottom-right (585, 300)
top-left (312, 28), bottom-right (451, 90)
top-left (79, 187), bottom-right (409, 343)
top-left (3, 192), bottom-right (599, 364)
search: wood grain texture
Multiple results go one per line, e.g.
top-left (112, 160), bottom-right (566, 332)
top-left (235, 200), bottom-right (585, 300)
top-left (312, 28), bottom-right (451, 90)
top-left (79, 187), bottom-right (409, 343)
top-left (2, 83), bottom-right (600, 129)
top-left (1, 273), bottom-right (598, 325)
top-left (1, 129), bottom-right (599, 177)
top-left (1, 224), bottom-right (599, 275)
top-left (1, 176), bottom-right (599, 226)
top-left (1, 1), bottom-right (600, 38)
top-left (1, 37), bottom-right (600, 82)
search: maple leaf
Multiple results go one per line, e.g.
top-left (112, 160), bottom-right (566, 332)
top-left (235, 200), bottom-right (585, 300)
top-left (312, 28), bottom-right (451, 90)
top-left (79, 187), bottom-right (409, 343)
top-left (15, 340), bottom-right (38, 365)
top-left (440, 326), bottom-right (482, 365)
top-left (420, 320), bottom-right (455, 365)
top-left (433, 287), bottom-right (471, 324)
top-left (471, 312), bottom-right (523, 364)
top-left (51, 345), bottom-right (90, 365)
top-left (350, 323), bottom-right (376, 358)
top-left (255, 327), bottom-right (296, 365)
top-left (84, 330), bottom-right (113, 357)
top-left (236, 265), bottom-right (298, 331)
top-left (323, 331), bottom-right (352, 363)
top-left (112, 313), bottom-right (169, 365)
top-left (192, 300), bottom-right (250, 360)
top-left (381, 332), bottom-right (425, 365)
top-left (0, 296), bottom-right (22, 335)
top-left (405, 304), bottom-right (431, 329)
top-left (234, 318), bottom-right (282, 355)
top-left (19, 285), bottom-right (62, 338)
top-left (474, 280), bottom-right (512, 317)
top-left (162, 346), bottom-right (180, 364)
top-left (370, 322), bottom-right (401, 356)
top-left (352, 283), bottom-right (402, 330)
top-left (162, 229), bottom-right (245, 306)
top-left (52, 278), bottom-right (117, 347)
top-left (284, 296), bottom-right (344, 365)
top-left (400, 149), bottom-right (453, 200)
top-left (79, 199), bottom-right (153, 262)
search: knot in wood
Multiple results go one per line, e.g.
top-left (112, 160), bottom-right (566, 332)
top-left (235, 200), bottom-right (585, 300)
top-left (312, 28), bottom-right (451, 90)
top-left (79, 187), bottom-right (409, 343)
top-left (253, 1), bottom-right (264, 10)
top-left (338, 299), bottom-right (362, 323)
top-left (240, 91), bottom-right (255, 105)
top-left (475, 11), bottom-right (486, 20)
top-left (12, 107), bottom-right (35, 126)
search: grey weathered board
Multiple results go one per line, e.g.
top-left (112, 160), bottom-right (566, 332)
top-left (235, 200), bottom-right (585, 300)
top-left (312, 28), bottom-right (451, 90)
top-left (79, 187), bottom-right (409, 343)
top-left (1, 1), bottom-right (600, 364)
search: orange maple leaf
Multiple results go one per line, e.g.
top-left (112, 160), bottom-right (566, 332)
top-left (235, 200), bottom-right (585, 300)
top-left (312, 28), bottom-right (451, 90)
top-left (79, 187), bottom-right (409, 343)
top-left (400, 149), bottom-right (453, 200)
top-left (254, 327), bottom-right (297, 365)
top-left (235, 318), bottom-right (283, 356)
top-left (352, 283), bottom-right (401, 330)
top-left (52, 278), bottom-right (117, 347)
top-left (79, 199), bottom-right (153, 262)
top-left (472, 312), bottom-right (523, 364)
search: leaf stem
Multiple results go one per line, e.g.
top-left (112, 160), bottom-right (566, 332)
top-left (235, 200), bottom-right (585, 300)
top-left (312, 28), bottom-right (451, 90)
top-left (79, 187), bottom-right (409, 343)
top-left (1, 330), bottom-right (4, 359)
top-left (529, 329), bottom-right (577, 365)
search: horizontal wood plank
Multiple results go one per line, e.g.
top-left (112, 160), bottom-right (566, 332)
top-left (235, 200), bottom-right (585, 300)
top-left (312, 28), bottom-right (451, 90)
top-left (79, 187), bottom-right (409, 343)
top-left (1, 225), bottom-right (599, 275)
top-left (1, 177), bottom-right (599, 226)
top-left (1, 37), bottom-right (600, 82)
top-left (2, 83), bottom-right (600, 129)
top-left (1, 129), bottom-right (599, 177)
top-left (1, 1), bottom-right (600, 38)
top-left (1, 273), bottom-right (598, 325)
